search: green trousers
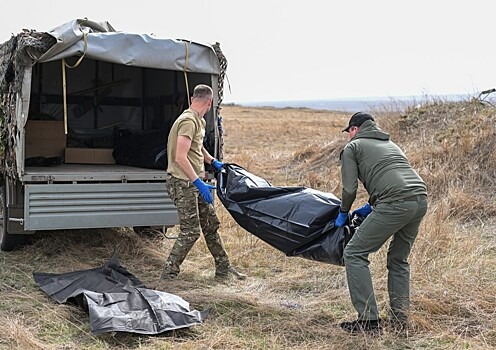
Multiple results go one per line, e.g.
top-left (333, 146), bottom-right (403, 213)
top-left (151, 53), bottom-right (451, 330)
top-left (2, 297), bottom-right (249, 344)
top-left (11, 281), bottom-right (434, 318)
top-left (344, 194), bottom-right (428, 321)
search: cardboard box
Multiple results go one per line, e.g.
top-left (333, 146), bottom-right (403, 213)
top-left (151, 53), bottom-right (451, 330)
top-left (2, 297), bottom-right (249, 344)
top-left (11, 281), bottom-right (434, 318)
top-left (25, 120), bottom-right (66, 158)
top-left (65, 148), bottom-right (116, 164)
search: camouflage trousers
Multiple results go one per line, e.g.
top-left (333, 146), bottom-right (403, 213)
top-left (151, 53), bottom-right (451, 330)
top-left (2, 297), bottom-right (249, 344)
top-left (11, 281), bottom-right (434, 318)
top-left (164, 174), bottom-right (230, 275)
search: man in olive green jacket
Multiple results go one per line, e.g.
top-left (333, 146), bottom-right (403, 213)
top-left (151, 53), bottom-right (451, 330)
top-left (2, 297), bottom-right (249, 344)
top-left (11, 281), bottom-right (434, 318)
top-left (335, 112), bottom-right (428, 334)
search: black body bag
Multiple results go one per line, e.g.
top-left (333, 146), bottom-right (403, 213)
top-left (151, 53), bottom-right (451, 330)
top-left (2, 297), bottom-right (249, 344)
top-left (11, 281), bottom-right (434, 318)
top-left (216, 164), bottom-right (356, 266)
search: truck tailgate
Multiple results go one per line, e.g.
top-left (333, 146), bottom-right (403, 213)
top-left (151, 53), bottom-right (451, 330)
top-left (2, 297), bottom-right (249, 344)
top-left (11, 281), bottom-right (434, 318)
top-left (23, 183), bottom-right (178, 230)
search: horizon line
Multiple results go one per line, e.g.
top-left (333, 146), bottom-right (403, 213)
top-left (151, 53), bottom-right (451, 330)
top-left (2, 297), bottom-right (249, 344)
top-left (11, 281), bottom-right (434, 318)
top-left (226, 93), bottom-right (476, 106)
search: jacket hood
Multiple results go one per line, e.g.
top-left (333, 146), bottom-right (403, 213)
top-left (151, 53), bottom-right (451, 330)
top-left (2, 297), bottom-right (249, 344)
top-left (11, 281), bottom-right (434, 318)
top-left (351, 120), bottom-right (390, 141)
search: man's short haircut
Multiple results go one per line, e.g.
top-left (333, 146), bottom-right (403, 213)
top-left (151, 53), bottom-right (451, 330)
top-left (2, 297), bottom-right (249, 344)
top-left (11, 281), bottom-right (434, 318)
top-left (193, 84), bottom-right (213, 100)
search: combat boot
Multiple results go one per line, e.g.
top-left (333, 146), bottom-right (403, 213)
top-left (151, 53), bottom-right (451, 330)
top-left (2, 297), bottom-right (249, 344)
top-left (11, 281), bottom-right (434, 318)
top-left (215, 265), bottom-right (247, 281)
top-left (339, 319), bottom-right (383, 335)
top-left (161, 260), bottom-right (180, 280)
top-left (385, 312), bottom-right (408, 335)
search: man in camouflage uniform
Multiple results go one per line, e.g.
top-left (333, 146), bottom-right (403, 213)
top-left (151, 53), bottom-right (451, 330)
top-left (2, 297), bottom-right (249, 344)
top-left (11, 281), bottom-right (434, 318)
top-left (162, 84), bottom-right (246, 281)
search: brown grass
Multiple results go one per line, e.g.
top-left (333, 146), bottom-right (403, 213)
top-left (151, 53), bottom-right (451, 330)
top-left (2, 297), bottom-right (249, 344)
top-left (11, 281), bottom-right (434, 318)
top-left (1, 100), bottom-right (495, 349)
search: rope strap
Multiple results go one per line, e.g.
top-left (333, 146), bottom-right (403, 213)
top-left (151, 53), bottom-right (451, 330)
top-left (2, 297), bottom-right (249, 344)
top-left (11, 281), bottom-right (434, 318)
top-left (61, 32), bottom-right (88, 134)
top-left (183, 41), bottom-right (190, 107)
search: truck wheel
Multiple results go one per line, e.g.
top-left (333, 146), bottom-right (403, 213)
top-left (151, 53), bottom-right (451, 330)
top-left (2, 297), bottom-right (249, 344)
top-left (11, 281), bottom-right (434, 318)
top-left (0, 185), bottom-right (28, 251)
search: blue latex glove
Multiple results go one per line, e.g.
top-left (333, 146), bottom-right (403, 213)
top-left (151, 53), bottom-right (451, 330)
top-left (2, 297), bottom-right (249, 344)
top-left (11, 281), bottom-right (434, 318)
top-left (352, 203), bottom-right (372, 218)
top-left (335, 210), bottom-right (349, 227)
top-left (193, 178), bottom-right (216, 204)
top-left (211, 159), bottom-right (224, 171)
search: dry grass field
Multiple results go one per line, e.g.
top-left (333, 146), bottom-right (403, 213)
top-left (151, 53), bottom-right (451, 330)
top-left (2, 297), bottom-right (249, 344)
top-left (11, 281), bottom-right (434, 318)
top-left (1, 100), bottom-right (496, 349)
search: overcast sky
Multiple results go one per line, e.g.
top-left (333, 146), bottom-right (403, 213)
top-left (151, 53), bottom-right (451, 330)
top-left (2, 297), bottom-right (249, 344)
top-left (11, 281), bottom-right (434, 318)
top-left (1, 0), bottom-right (494, 103)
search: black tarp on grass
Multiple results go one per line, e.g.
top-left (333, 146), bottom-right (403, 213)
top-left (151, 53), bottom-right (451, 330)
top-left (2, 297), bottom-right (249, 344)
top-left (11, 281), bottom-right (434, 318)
top-left (33, 253), bottom-right (207, 335)
top-left (216, 164), bottom-right (352, 266)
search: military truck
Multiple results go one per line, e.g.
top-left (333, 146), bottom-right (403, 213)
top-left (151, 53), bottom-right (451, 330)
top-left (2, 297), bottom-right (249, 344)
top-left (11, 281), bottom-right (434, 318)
top-left (0, 19), bottom-right (227, 251)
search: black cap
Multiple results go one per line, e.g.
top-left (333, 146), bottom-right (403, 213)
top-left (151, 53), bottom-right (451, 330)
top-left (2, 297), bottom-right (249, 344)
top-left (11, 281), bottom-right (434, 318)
top-left (342, 112), bottom-right (375, 132)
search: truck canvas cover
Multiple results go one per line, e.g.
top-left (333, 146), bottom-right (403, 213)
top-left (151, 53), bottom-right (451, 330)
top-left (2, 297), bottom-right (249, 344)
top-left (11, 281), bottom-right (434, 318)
top-left (0, 18), bottom-right (225, 178)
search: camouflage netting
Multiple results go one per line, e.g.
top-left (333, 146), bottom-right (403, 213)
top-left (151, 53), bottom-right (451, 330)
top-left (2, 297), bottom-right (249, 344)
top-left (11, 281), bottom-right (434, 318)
top-left (212, 42), bottom-right (227, 107)
top-left (212, 42), bottom-right (228, 161)
top-left (0, 31), bottom-right (56, 178)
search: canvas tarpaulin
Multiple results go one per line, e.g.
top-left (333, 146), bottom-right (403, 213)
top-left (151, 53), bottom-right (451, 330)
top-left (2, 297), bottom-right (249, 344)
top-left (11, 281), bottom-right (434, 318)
top-left (38, 18), bottom-right (221, 73)
top-left (33, 253), bottom-right (207, 335)
top-left (216, 164), bottom-right (353, 266)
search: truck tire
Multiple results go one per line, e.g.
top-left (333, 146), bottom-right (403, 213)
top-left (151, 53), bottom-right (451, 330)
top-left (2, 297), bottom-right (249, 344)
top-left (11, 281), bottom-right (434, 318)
top-left (0, 185), bottom-right (28, 251)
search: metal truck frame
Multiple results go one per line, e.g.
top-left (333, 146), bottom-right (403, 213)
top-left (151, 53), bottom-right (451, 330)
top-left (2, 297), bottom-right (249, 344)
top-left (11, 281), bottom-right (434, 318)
top-left (0, 19), bottom-right (226, 251)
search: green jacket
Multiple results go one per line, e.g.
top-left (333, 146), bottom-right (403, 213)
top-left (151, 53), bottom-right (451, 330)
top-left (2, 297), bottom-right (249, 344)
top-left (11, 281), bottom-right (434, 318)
top-left (340, 120), bottom-right (427, 212)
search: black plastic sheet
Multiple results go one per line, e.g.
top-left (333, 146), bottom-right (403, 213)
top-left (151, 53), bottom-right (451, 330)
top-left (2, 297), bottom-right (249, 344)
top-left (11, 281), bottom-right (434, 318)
top-left (216, 164), bottom-right (352, 265)
top-left (33, 254), bottom-right (207, 334)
